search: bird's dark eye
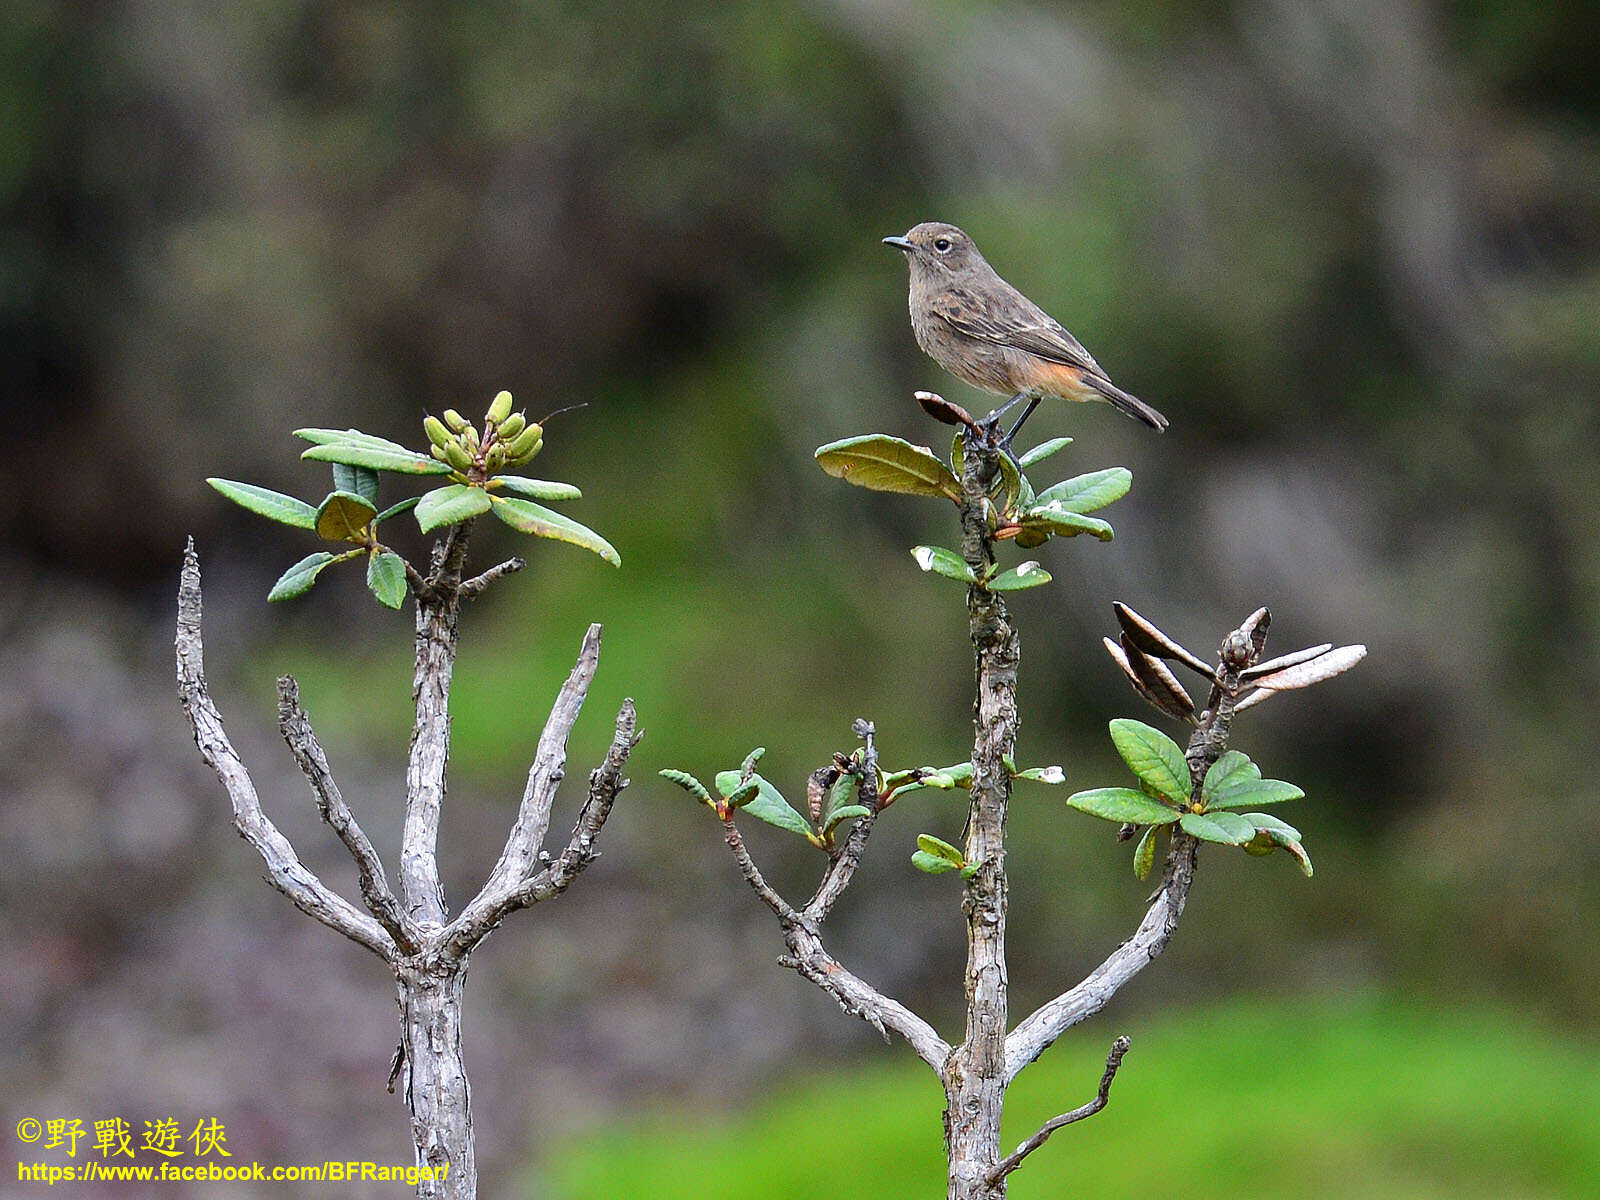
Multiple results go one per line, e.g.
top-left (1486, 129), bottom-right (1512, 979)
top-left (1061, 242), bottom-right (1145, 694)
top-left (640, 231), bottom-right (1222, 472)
top-left (934, 237), bottom-right (952, 252)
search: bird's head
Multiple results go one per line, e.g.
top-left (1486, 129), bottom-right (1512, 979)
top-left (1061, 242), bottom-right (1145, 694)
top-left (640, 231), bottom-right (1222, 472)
top-left (882, 222), bottom-right (982, 275)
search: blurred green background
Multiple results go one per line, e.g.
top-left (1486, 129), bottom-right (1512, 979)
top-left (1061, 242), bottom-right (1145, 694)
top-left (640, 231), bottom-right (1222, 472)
top-left (2, 0), bottom-right (1596, 1196)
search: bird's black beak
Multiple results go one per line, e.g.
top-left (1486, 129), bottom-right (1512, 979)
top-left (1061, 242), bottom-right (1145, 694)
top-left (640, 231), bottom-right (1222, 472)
top-left (882, 235), bottom-right (914, 253)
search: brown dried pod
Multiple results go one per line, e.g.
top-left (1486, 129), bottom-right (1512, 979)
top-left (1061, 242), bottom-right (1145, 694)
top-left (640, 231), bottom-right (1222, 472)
top-left (1119, 634), bottom-right (1197, 722)
top-left (915, 390), bottom-right (977, 428)
top-left (1240, 643), bottom-right (1334, 681)
top-left (1243, 644), bottom-right (1367, 692)
top-left (1112, 602), bottom-right (1215, 679)
top-left (1240, 607), bottom-right (1272, 657)
top-left (1103, 637), bottom-right (1187, 721)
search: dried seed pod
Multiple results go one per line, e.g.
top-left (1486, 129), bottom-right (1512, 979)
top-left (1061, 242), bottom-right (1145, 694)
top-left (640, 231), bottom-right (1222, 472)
top-left (1112, 602), bottom-right (1214, 679)
top-left (1118, 634), bottom-right (1197, 722)
top-left (1103, 637), bottom-right (1182, 720)
top-left (1240, 607), bottom-right (1271, 657)
top-left (1233, 686), bottom-right (1275, 712)
top-left (1243, 644), bottom-right (1367, 692)
top-left (1241, 643), bottom-right (1333, 681)
top-left (915, 390), bottom-right (976, 428)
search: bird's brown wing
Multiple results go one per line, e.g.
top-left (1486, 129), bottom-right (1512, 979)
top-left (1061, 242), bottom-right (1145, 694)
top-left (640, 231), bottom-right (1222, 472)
top-left (928, 287), bottom-right (1107, 378)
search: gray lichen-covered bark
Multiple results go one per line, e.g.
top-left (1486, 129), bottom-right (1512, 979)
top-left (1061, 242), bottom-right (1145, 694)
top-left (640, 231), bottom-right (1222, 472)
top-left (398, 958), bottom-right (474, 1196)
top-left (176, 534), bottom-right (639, 1198)
top-left (943, 432), bottom-right (1017, 1200)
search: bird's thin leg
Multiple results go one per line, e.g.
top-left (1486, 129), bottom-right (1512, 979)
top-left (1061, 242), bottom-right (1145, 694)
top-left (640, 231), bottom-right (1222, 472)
top-left (1003, 396), bottom-right (1043, 446)
top-left (985, 391), bottom-right (1030, 428)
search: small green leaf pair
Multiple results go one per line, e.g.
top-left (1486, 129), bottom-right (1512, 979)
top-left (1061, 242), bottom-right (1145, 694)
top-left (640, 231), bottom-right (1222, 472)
top-left (878, 761), bottom-right (972, 806)
top-left (1066, 719), bottom-right (1312, 879)
top-left (910, 546), bottom-right (1053, 592)
top-left (911, 833), bottom-right (979, 879)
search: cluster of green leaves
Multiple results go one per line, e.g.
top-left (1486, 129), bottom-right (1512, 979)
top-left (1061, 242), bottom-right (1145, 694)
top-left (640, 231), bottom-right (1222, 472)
top-left (664, 750), bottom-right (1067, 874)
top-left (208, 463), bottom-right (418, 608)
top-left (1067, 719), bottom-right (1312, 879)
top-left (207, 390), bottom-right (618, 606)
top-left (905, 758), bottom-right (1064, 878)
top-left (814, 432), bottom-right (1130, 590)
top-left (660, 748), bottom-right (871, 851)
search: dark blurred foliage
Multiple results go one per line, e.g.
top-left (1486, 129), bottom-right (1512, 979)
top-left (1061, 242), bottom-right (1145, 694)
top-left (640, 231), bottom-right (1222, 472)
top-left (3, 0), bottom-right (1597, 1188)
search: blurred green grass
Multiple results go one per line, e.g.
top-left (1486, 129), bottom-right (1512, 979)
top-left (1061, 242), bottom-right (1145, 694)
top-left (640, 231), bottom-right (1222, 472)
top-left (542, 993), bottom-right (1600, 1200)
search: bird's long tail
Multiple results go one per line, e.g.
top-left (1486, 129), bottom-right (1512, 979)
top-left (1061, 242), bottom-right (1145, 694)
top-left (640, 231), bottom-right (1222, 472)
top-left (1084, 374), bottom-right (1168, 431)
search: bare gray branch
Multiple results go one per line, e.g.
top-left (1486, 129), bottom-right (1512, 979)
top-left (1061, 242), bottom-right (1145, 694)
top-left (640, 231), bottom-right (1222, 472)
top-left (447, 624), bottom-right (603, 946)
top-left (780, 923), bottom-right (952, 1071)
top-left (175, 540), bottom-right (396, 960)
top-left (460, 556), bottom-right (526, 600)
top-left (442, 697), bottom-right (638, 955)
top-left (987, 1035), bottom-right (1131, 1185)
top-left (401, 523), bottom-right (474, 927)
top-left (1004, 836), bottom-right (1196, 1083)
top-left (277, 676), bottom-right (419, 953)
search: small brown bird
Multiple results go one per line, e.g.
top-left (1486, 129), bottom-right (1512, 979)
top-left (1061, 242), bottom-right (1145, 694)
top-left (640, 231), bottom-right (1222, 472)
top-left (884, 222), bottom-right (1167, 439)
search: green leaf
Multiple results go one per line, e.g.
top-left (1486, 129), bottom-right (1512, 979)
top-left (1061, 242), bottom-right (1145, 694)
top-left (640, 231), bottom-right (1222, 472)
top-left (659, 769), bottom-right (714, 806)
top-left (416, 484), bottom-right (493, 534)
top-left (911, 545), bottom-right (975, 582)
top-left (912, 850), bottom-right (962, 874)
top-left (1022, 507), bottom-right (1115, 541)
top-left (1014, 526), bottom-right (1049, 549)
top-left (815, 435), bottom-right (962, 502)
top-left (823, 804), bottom-right (872, 835)
top-left (916, 833), bottom-right (965, 865)
top-left (995, 449), bottom-right (1023, 515)
top-left (960, 859), bottom-right (983, 880)
top-left (490, 475), bottom-right (582, 501)
top-left (1180, 811), bottom-right (1255, 845)
top-left (333, 462), bottom-right (381, 505)
top-left (490, 496), bottom-right (620, 566)
top-left (1201, 751), bottom-right (1260, 802)
top-left (375, 496), bottom-right (421, 524)
top-left (1244, 812), bottom-right (1303, 842)
top-left (294, 427), bottom-right (417, 452)
top-left (1014, 765), bottom-right (1066, 784)
top-left (892, 761), bottom-right (975, 797)
top-left (1133, 824), bottom-right (1157, 880)
top-left (726, 781), bottom-right (762, 809)
top-left (1066, 786), bottom-right (1181, 825)
top-left (315, 490), bottom-right (378, 542)
top-left (301, 436), bottom-right (452, 475)
top-left (1206, 778), bottom-right (1305, 811)
top-left (1018, 436), bottom-right (1073, 468)
top-left (1034, 467), bottom-right (1132, 514)
top-left (1278, 836), bottom-right (1315, 877)
top-left (267, 552), bottom-right (339, 602)
top-left (366, 550), bottom-right (407, 609)
top-left (206, 480), bottom-right (317, 529)
top-left (1015, 473), bottom-right (1036, 514)
top-left (1109, 719), bottom-right (1192, 801)
top-left (821, 770), bottom-right (857, 826)
top-left (714, 771), bottom-right (812, 837)
top-left (988, 561), bottom-right (1052, 591)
